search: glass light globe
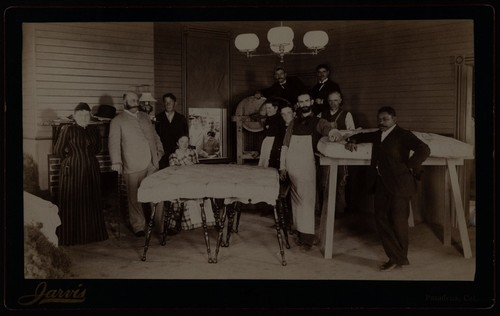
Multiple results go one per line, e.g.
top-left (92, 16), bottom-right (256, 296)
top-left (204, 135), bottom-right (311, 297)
top-left (235, 33), bottom-right (260, 52)
top-left (303, 30), bottom-right (329, 49)
top-left (267, 26), bottom-right (294, 45)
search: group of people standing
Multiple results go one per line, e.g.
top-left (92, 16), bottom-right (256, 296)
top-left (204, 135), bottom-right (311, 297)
top-left (256, 64), bottom-right (430, 271)
top-left (55, 63), bottom-right (430, 272)
top-left (55, 91), bottom-right (208, 245)
top-left (256, 64), bottom-right (349, 252)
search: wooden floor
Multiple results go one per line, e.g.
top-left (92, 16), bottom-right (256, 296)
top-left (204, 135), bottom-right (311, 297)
top-left (61, 207), bottom-right (476, 281)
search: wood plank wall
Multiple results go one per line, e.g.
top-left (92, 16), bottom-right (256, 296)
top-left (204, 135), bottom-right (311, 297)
top-left (154, 23), bottom-right (183, 114)
top-left (284, 20), bottom-right (474, 136)
top-left (24, 22), bottom-right (155, 140)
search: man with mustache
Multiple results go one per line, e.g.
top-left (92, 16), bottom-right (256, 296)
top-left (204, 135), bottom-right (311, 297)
top-left (279, 92), bottom-right (341, 252)
top-left (259, 67), bottom-right (306, 105)
top-left (309, 64), bottom-right (341, 115)
top-left (109, 92), bottom-right (164, 237)
top-left (345, 106), bottom-right (430, 271)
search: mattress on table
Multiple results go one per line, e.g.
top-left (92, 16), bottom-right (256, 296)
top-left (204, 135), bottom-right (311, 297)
top-left (138, 164), bottom-right (280, 205)
top-left (317, 129), bottom-right (474, 160)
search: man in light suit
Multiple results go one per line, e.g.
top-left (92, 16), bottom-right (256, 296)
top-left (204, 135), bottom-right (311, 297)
top-left (345, 106), bottom-right (430, 271)
top-left (109, 92), bottom-right (164, 237)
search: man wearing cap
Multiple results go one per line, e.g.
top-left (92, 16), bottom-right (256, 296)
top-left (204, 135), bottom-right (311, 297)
top-left (155, 93), bottom-right (189, 169)
top-left (109, 92), bottom-right (164, 237)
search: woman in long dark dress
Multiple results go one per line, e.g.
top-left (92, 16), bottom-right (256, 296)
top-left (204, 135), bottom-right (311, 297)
top-left (54, 102), bottom-right (108, 245)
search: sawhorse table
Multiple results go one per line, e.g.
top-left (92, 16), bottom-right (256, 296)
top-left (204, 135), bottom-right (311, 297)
top-left (318, 156), bottom-right (473, 259)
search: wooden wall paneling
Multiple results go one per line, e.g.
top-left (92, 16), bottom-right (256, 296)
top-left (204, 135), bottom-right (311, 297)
top-left (23, 22), bottom-right (155, 190)
top-left (154, 23), bottom-right (183, 115)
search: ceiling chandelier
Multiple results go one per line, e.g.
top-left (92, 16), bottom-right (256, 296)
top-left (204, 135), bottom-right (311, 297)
top-left (234, 23), bottom-right (329, 62)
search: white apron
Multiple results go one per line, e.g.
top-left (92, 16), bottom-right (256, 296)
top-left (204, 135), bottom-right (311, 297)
top-left (258, 136), bottom-right (275, 167)
top-left (286, 135), bottom-right (316, 234)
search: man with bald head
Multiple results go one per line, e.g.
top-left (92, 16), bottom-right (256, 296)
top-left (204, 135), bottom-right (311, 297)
top-left (109, 92), bottom-right (164, 237)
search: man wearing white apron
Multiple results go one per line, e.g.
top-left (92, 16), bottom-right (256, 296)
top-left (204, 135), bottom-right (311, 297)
top-left (279, 93), bottom-right (341, 251)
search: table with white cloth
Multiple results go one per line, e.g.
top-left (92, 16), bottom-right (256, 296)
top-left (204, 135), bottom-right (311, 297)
top-left (317, 130), bottom-right (475, 259)
top-left (137, 164), bottom-right (288, 265)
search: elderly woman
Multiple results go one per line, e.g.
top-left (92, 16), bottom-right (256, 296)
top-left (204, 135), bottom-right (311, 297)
top-left (258, 98), bottom-right (288, 169)
top-left (54, 102), bottom-right (108, 245)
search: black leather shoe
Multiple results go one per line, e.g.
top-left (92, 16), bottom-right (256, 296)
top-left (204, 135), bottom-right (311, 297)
top-left (379, 261), bottom-right (400, 272)
top-left (134, 231), bottom-right (145, 238)
top-left (167, 229), bottom-right (179, 236)
top-left (299, 244), bottom-right (312, 252)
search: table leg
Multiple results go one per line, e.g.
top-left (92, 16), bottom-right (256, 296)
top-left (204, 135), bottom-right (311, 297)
top-left (141, 202), bottom-right (158, 261)
top-left (234, 202), bottom-right (242, 233)
top-left (161, 201), bottom-right (174, 246)
top-left (224, 202), bottom-right (237, 247)
top-left (212, 199), bottom-right (221, 229)
top-left (272, 204), bottom-right (287, 266)
top-left (214, 204), bottom-right (227, 263)
top-left (319, 163), bottom-right (338, 259)
top-left (446, 160), bottom-right (472, 258)
top-left (200, 199), bottom-right (214, 263)
top-left (277, 199), bottom-right (291, 249)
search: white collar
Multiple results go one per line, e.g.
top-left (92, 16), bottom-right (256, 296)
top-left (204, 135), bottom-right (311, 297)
top-left (381, 124), bottom-right (397, 141)
top-left (124, 109), bottom-right (138, 118)
top-left (319, 78), bottom-right (329, 84)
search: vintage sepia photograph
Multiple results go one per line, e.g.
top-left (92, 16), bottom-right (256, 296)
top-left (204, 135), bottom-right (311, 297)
top-left (3, 1), bottom-right (496, 312)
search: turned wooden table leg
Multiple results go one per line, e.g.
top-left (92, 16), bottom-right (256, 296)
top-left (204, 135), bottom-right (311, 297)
top-left (161, 201), bottom-right (174, 246)
top-left (141, 202), bottom-right (158, 261)
top-left (214, 203), bottom-right (227, 263)
top-left (272, 203), bottom-right (287, 266)
top-left (200, 199), bottom-right (214, 263)
top-left (224, 202), bottom-right (237, 247)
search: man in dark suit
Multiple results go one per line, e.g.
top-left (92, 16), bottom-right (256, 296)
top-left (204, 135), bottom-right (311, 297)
top-left (155, 93), bottom-right (189, 169)
top-left (260, 67), bottom-right (306, 105)
top-left (345, 106), bottom-right (430, 271)
top-left (309, 64), bottom-right (341, 115)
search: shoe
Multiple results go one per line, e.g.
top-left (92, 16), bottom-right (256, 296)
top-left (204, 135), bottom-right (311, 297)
top-left (379, 261), bottom-right (401, 272)
top-left (134, 231), bottom-right (145, 237)
top-left (299, 244), bottom-right (312, 252)
top-left (312, 235), bottom-right (320, 246)
top-left (167, 229), bottom-right (179, 236)
top-left (294, 236), bottom-right (303, 246)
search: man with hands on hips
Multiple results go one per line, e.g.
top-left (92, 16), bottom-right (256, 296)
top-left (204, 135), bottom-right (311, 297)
top-left (345, 106), bottom-right (430, 271)
top-left (109, 92), bottom-right (164, 237)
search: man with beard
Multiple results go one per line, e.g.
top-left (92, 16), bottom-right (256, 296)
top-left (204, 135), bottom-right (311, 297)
top-left (345, 106), bottom-right (430, 271)
top-left (109, 92), bottom-right (164, 237)
top-left (279, 92), bottom-right (341, 251)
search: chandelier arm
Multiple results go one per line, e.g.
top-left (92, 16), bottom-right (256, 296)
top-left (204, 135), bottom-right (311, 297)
top-left (243, 52), bottom-right (277, 58)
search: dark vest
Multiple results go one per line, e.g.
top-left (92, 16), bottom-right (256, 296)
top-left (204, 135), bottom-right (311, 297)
top-left (292, 115), bottom-right (322, 152)
top-left (321, 109), bottom-right (348, 130)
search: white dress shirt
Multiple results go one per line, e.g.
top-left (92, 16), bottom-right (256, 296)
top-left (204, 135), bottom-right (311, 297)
top-left (381, 124), bottom-right (397, 142)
